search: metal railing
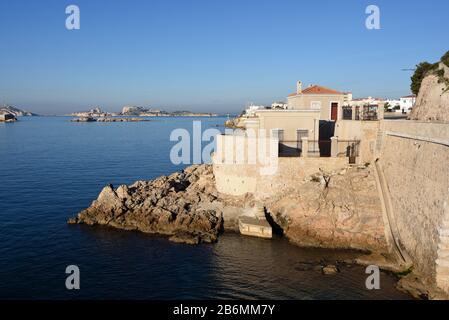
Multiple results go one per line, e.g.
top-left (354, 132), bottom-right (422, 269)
top-left (342, 106), bottom-right (353, 120)
top-left (336, 140), bottom-right (360, 158)
top-left (307, 140), bottom-right (332, 157)
top-left (278, 141), bottom-right (303, 157)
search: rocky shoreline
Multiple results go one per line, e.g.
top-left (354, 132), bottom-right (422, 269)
top-left (68, 165), bottom-right (251, 244)
top-left (68, 164), bottom-right (446, 299)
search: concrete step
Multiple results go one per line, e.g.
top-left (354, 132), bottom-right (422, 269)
top-left (238, 215), bottom-right (272, 239)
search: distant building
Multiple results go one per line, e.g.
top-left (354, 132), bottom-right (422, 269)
top-left (287, 81), bottom-right (346, 121)
top-left (244, 104), bottom-right (265, 117)
top-left (271, 102), bottom-right (288, 110)
top-left (348, 96), bottom-right (385, 107)
top-left (384, 99), bottom-right (401, 111)
top-left (399, 95), bottom-right (416, 113)
top-left (343, 92), bottom-right (353, 104)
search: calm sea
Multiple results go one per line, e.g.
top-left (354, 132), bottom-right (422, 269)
top-left (0, 117), bottom-right (410, 299)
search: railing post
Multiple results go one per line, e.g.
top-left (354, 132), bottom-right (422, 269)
top-left (301, 137), bottom-right (309, 158)
top-left (331, 137), bottom-right (338, 157)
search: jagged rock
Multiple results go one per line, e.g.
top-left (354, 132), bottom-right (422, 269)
top-left (68, 165), bottom-right (252, 244)
top-left (322, 265), bottom-right (339, 275)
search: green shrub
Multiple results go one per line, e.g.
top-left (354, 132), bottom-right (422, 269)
top-left (410, 62), bottom-right (438, 95)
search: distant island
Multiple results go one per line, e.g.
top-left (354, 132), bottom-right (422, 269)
top-left (0, 105), bottom-right (37, 117)
top-left (69, 106), bottom-right (218, 118)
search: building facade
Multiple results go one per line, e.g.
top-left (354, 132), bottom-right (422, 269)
top-left (399, 95), bottom-right (416, 113)
top-left (287, 81), bottom-right (345, 121)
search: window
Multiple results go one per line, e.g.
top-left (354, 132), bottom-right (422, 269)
top-left (311, 101), bottom-right (322, 110)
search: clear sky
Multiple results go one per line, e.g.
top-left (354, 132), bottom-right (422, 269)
top-left (0, 0), bottom-right (448, 115)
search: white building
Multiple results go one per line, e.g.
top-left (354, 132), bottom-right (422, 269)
top-left (399, 95), bottom-right (416, 113)
top-left (271, 101), bottom-right (288, 110)
top-left (348, 96), bottom-right (385, 107)
top-left (244, 104), bottom-right (265, 117)
top-left (384, 99), bottom-right (401, 111)
top-left (343, 92), bottom-right (353, 104)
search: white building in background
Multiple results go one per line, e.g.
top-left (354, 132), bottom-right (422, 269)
top-left (399, 95), bottom-right (416, 113)
top-left (343, 92), bottom-right (353, 104)
top-left (348, 96), bottom-right (385, 107)
top-left (244, 104), bottom-right (265, 117)
top-left (271, 101), bottom-right (288, 110)
top-left (384, 99), bottom-right (401, 111)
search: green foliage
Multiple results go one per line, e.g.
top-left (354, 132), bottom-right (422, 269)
top-left (442, 50), bottom-right (449, 67)
top-left (410, 62), bottom-right (438, 95)
top-left (394, 267), bottom-right (413, 278)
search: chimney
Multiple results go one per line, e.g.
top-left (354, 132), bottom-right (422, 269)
top-left (296, 81), bottom-right (302, 94)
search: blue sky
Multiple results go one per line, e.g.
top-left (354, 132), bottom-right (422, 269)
top-left (0, 0), bottom-right (448, 114)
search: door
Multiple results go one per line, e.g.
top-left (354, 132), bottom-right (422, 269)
top-left (331, 103), bottom-right (338, 121)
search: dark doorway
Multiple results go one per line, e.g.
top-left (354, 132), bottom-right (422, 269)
top-left (331, 103), bottom-right (338, 121)
top-left (318, 121), bottom-right (335, 157)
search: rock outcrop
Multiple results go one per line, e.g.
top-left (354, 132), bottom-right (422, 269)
top-left (69, 162), bottom-right (390, 253)
top-left (409, 62), bottom-right (449, 123)
top-left (225, 116), bottom-right (246, 129)
top-left (265, 166), bottom-right (388, 252)
top-left (0, 113), bottom-right (17, 122)
top-left (0, 105), bottom-right (36, 117)
top-left (68, 165), bottom-right (254, 244)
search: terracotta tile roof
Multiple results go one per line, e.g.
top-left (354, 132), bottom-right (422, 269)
top-left (289, 85), bottom-right (343, 96)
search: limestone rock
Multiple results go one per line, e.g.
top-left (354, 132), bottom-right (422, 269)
top-left (266, 166), bottom-right (388, 252)
top-left (68, 165), bottom-right (252, 244)
top-left (409, 63), bottom-right (449, 123)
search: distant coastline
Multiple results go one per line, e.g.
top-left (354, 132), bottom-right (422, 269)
top-left (68, 106), bottom-right (218, 118)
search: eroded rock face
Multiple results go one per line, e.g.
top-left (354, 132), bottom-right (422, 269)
top-left (68, 165), bottom-right (254, 244)
top-left (409, 63), bottom-right (449, 123)
top-left (265, 166), bottom-right (388, 252)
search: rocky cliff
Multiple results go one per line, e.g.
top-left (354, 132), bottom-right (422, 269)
top-left (409, 62), bottom-right (449, 123)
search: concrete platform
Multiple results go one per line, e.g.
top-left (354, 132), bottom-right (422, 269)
top-left (238, 215), bottom-right (272, 239)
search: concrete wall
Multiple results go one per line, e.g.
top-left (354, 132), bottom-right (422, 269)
top-left (287, 94), bottom-right (345, 120)
top-left (249, 110), bottom-right (321, 141)
top-left (213, 134), bottom-right (348, 199)
top-left (377, 120), bottom-right (449, 285)
top-left (335, 120), bottom-right (380, 164)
